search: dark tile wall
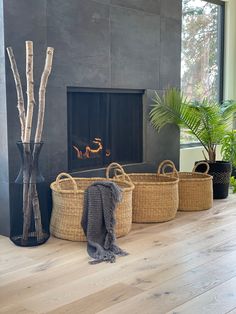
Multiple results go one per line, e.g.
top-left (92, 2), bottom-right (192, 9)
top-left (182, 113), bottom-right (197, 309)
top-left (4, 0), bottom-right (47, 182)
top-left (0, 0), bottom-right (181, 236)
top-left (0, 0), bottom-right (10, 235)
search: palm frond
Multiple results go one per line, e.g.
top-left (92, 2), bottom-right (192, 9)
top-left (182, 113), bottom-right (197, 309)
top-left (221, 101), bottom-right (236, 128)
top-left (149, 89), bottom-right (236, 162)
top-left (150, 88), bottom-right (207, 149)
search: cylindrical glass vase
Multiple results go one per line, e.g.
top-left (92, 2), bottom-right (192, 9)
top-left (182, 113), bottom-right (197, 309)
top-left (10, 142), bottom-right (50, 246)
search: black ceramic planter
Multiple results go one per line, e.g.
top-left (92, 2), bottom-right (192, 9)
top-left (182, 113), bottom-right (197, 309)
top-left (195, 161), bottom-right (232, 199)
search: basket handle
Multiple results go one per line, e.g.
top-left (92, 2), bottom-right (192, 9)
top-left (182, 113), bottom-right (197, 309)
top-left (157, 160), bottom-right (178, 177)
top-left (106, 162), bottom-right (133, 184)
top-left (192, 161), bottom-right (210, 174)
top-left (114, 168), bottom-right (134, 183)
top-left (55, 172), bottom-right (78, 191)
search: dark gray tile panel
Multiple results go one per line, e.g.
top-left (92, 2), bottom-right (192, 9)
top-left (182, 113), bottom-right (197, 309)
top-left (0, 0), bottom-right (10, 236)
top-left (0, 182), bottom-right (10, 236)
top-left (110, 5), bottom-right (160, 89)
top-left (111, 0), bottom-right (161, 15)
top-left (160, 17), bottom-right (181, 89)
top-left (47, 0), bottom-right (110, 88)
top-left (161, 0), bottom-right (182, 20)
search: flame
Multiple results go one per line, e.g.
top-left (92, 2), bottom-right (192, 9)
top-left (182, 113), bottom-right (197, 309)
top-left (106, 149), bottom-right (111, 157)
top-left (89, 138), bottom-right (103, 154)
top-left (73, 145), bottom-right (83, 159)
top-left (73, 138), bottom-right (111, 159)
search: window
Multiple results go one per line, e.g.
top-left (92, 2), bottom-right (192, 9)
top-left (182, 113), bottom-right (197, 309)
top-left (181, 0), bottom-right (225, 145)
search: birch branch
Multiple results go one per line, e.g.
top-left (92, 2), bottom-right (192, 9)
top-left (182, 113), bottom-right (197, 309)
top-left (31, 47), bottom-right (54, 241)
top-left (22, 143), bottom-right (31, 241)
top-left (6, 47), bottom-right (26, 142)
top-left (22, 41), bottom-right (35, 241)
top-left (34, 47), bottom-right (54, 143)
top-left (31, 177), bottom-right (43, 240)
top-left (24, 41), bottom-right (35, 143)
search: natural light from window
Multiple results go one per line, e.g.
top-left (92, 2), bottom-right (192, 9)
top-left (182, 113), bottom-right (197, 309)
top-left (181, 0), bottom-right (223, 145)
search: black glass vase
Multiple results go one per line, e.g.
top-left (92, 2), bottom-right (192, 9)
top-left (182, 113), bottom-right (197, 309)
top-left (10, 142), bottom-right (50, 246)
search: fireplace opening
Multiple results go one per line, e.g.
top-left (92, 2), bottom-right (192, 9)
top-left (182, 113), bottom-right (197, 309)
top-left (68, 88), bottom-right (143, 171)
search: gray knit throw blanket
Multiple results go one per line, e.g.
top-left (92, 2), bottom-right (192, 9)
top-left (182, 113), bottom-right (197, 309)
top-left (81, 181), bottom-right (128, 264)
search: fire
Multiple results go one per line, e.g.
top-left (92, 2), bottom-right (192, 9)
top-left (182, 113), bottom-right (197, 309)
top-left (73, 138), bottom-right (111, 159)
top-left (106, 149), bottom-right (111, 157)
top-left (73, 146), bottom-right (83, 159)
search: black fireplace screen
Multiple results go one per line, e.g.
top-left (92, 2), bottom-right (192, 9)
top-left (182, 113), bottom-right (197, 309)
top-left (68, 89), bottom-right (143, 171)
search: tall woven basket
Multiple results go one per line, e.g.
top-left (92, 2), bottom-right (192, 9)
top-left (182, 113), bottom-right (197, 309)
top-left (159, 160), bottom-right (213, 211)
top-left (114, 165), bottom-right (179, 223)
top-left (50, 163), bottom-right (134, 241)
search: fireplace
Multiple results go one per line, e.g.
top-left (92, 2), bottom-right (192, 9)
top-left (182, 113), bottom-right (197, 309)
top-left (68, 88), bottom-right (143, 171)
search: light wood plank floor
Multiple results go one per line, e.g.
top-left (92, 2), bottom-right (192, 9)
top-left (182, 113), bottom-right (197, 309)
top-left (1, 195), bottom-right (236, 314)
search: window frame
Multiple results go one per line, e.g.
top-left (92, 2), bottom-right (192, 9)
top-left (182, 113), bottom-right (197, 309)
top-left (180, 0), bottom-right (225, 148)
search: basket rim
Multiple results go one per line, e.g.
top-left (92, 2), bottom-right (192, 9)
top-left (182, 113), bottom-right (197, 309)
top-left (50, 176), bottom-right (134, 194)
top-left (116, 173), bottom-right (179, 185)
top-left (178, 171), bottom-right (213, 181)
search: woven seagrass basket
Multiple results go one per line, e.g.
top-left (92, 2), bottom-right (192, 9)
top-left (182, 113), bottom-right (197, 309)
top-left (159, 160), bottom-right (213, 212)
top-left (50, 163), bottom-right (134, 241)
top-left (114, 164), bottom-right (179, 223)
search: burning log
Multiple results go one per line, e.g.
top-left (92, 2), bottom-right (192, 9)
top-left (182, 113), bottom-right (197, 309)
top-left (73, 137), bottom-right (105, 159)
top-left (106, 149), bottom-right (111, 157)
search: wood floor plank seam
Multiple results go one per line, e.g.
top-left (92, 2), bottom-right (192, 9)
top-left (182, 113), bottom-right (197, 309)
top-left (2, 224), bottom-right (236, 300)
top-left (3, 216), bottom-right (236, 291)
top-left (126, 237), bottom-right (236, 292)
top-left (226, 307), bottom-right (236, 314)
top-left (96, 253), bottom-right (236, 314)
top-left (1, 237), bottom-right (236, 312)
top-left (166, 274), bottom-right (236, 314)
top-left (0, 196), bottom-right (236, 314)
top-left (165, 273), bottom-right (236, 313)
top-left (119, 201), bottom-right (236, 242)
top-left (46, 283), bottom-right (144, 314)
top-left (14, 237), bottom-right (236, 312)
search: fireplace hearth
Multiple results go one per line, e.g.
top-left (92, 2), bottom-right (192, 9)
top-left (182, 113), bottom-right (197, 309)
top-left (68, 88), bottom-right (144, 171)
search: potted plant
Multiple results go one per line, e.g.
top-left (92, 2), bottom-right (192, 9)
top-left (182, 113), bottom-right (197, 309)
top-left (230, 176), bottom-right (236, 194)
top-left (221, 130), bottom-right (236, 177)
top-left (150, 88), bottom-right (236, 199)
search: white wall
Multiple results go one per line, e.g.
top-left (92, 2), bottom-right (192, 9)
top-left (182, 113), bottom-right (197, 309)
top-left (180, 146), bottom-right (222, 172)
top-left (224, 0), bottom-right (236, 100)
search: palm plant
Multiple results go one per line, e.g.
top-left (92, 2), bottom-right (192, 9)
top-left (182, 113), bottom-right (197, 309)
top-left (150, 88), bottom-right (236, 163)
top-left (221, 130), bottom-right (236, 168)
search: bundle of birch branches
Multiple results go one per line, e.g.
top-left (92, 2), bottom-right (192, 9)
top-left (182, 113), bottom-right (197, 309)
top-left (7, 41), bottom-right (54, 243)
